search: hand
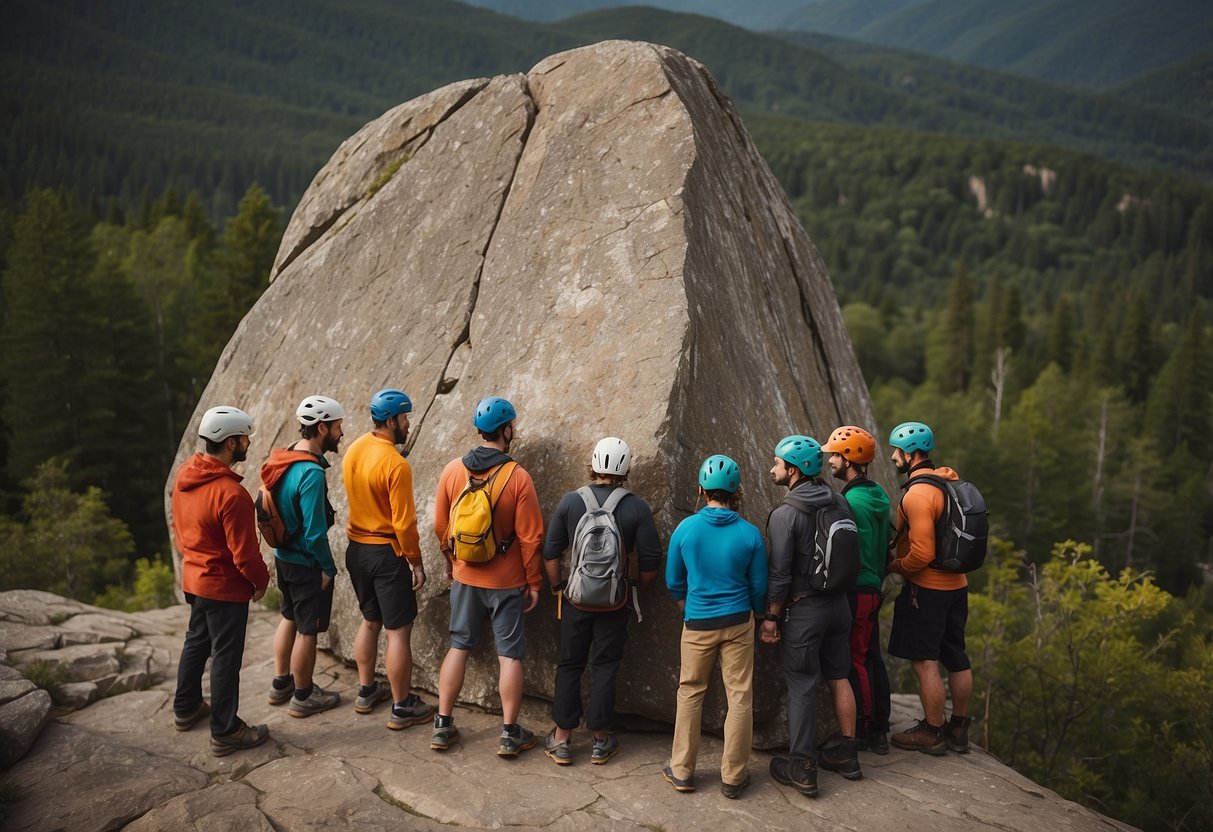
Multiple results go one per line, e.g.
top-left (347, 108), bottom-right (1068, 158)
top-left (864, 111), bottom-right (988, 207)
top-left (321, 573), bottom-right (333, 592)
top-left (251, 586), bottom-right (267, 603)
top-left (760, 619), bottom-right (780, 644)
top-left (522, 588), bottom-right (539, 613)
top-left (411, 562), bottom-right (426, 592)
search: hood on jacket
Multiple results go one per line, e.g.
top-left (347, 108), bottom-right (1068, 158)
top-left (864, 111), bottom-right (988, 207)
top-left (176, 453), bottom-right (242, 492)
top-left (699, 505), bottom-right (740, 525)
top-left (905, 465), bottom-right (960, 487)
top-left (462, 446), bottom-right (513, 474)
top-left (260, 445), bottom-right (326, 491)
top-left (783, 477), bottom-right (836, 512)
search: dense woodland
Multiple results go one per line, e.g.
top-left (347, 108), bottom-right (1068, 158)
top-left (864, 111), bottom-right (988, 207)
top-left (1, 1), bottom-right (1211, 829)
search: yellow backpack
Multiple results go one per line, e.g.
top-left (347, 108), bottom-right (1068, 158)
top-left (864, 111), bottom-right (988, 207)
top-left (448, 461), bottom-right (518, 562)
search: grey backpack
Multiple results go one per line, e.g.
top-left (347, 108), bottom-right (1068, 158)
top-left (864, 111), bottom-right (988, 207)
top-left (565, 487), bottom-right (630, 611)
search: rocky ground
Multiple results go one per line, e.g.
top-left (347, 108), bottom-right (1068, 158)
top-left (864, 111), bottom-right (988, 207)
top-left (1, 589), bottom-right (1134, 831)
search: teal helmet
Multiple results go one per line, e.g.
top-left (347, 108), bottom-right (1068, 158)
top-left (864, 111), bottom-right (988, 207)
top-left (889, 421), bottom-right (935, 454)
top-left (775, 435), bottom-right (822, 477)
top-left (698, 454), bottom-right (740, 493)
top-left (474, 396), bottom-right (516, 433)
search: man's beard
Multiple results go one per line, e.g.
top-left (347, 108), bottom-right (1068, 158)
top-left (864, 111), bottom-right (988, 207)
top-left (894, 459), bottom-right (910, 474)
top-left (233, 445), bottom-right (248, 463)
top-left (322, 432), bottom-right (341, 454)
top-left (394, 423), bottom-right (409, 445)
top-left (830, 463), bottom-right (847, 481)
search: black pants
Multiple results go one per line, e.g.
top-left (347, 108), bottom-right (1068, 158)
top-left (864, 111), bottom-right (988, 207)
top-left (552, 604), bottom-right (630, 731)
top-left (174, 593), bottom-right (249, 737)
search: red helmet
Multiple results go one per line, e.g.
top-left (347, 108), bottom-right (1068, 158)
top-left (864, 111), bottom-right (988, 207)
top-left (821, 426), bottom-right (876, 464)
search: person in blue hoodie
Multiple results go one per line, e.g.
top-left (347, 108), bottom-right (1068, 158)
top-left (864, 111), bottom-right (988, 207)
top-left (662, 455), bottom-right (767, 800)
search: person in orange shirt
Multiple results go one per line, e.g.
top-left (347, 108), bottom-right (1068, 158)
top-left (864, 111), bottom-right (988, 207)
top-left (431, 396), bottom-right (544, 757)
top-left (342, 388), bottom-right (434, 730)
top-left (886, 421), bottom-right (973, 756)
top-left (171, 406), bottom-right (271, 757)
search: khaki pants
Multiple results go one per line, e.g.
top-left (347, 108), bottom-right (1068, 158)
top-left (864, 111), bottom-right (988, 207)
top-left (669, 616), bottom-right (754, 785)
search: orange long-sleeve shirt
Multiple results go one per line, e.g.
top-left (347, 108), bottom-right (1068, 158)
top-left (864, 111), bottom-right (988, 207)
top-left (343, 432), bottom-right (422, 565)
top-left (889, 465), bottom-right (968, 591)
top-left (433, 455), bottom-right (544, 591)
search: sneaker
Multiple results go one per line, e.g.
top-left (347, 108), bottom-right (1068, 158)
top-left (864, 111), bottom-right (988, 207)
top-left (544, 729), bottom-right (573, 766)
top-left (867, 732), bottom-right (890, 755)
top-left (944, 715), bottom-right (972, 753)
top-left (497, 725), bottom-right (537, 757)
top-left (661, 763), bottom-right (695, 793)
top-left (770, 756), bottom-right (817, 797)
top-left (288, 686), bottom-right (341, 718)
top-left (720, 772), bottom-right (750, 799)
top-left (387, 694), bottom-right (436, 730)
top-left (353, 681), bottom-right (392, 714)
top-left (818, 734), bottom-right (863, 780)
top-left (210, 722), bottom-right (270, 757)
top-left (590, 733), bottom-right (619, 765)
top-left (173, 700), bottom-right (209, 732)
top-left (268, 677), bottom-right (295, 706)
top-left (430, 717), bottom-right (459, 751)
top-left (891, 720), bottom-right (947, 756)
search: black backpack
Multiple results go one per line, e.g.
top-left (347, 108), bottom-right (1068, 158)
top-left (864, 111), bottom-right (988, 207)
top-left (785, 493), bottom-right (861, 594)
top-left (902, 474), bottom-right (989, 573)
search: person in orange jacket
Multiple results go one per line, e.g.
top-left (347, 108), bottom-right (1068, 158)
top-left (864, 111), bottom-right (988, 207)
top-left (171, 405), bottom-right (271, 757)
top-left (431, 396), bottom-right (544, 758)
top-left (886, 421), bottom-right (973, 756)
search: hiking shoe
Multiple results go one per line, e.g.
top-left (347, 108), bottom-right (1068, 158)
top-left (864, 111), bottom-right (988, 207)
top-left (174, 700), bottom-right (209, 732)
top-left (770, 756), bottom-right (818, 797)
top-left (720, 772), bottom-right (751, 799)
top-left (544, 729), bottom-right (573, 766)
top-left (497, 725), bottom-right (537, 757)
top-left (590, 733), bottom-right (619, 765)
top-left (288, 685), bottom-right (341, 718)
top-left (210, 722), bottom-right (270, 757)
top-left (661, 763), bottom-right (695, 793)
top-left (353, 681), bottom-right (392, 714)
top-left (945, 715), bottom-right (972, 753)
top-left (891, 720), bottom-right (947, 756)
top-left (866, 732), bottom-right (890, 755)
top-left (268, 677), bottom-right (295, 706)
top-left (430, 718), bottom-right (459, 751)
top-left (388, 694), bottom-right (435, 730)
top-left (819, 734), bottom-right (863, 780)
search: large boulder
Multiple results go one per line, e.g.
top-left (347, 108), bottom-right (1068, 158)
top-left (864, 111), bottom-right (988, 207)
top-left (166, 40), bottom-right (889, 741)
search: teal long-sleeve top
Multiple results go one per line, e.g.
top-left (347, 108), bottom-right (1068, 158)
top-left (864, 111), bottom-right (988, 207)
top-left (275, 457), bottom-right (337, 576)
top-left (666, 506), bottom-right (767, 627)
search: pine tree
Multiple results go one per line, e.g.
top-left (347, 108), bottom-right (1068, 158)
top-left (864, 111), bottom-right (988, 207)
top-left (941, 262), bottom-right (974, 393)
top-left (1046, 296), bottom-right (1075, 372)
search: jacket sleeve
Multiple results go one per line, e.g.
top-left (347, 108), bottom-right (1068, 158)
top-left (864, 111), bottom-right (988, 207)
top-left (890, 485), bottom-right (936, 576)
top-left (433, 463), bottom-right (453, 555)
top-left (665, 523), bottom-right (687, 602)
top-left (223, 489), bottom-right (269, 593)
top-left (297, 466), bottom-right (336, 576)
top-left (765, 505), bottom-right (795, 606)
top-left (389, 458), bottom-right (422, 565)
top-left (633, 500), bottom-right (663, 577)
top-left (511, 472), bottom-right (545, 591)
top-left (542, 493), bottom-right (572, 561)
top-left (749, 529), bottom-right (769, 614)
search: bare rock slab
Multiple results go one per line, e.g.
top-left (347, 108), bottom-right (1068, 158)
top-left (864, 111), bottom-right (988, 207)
top-left (0, 688), bottom-right (51, 768)
top-left (122, 782), bottom-right (274, 832)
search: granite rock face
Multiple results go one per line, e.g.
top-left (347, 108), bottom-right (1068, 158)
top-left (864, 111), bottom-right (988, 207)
top-left (166, 41), bottom-right (892, 739)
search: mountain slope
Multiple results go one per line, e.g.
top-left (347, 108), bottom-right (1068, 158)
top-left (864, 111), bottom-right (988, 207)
top-left (1112, 49), bottom-right (1213, 128)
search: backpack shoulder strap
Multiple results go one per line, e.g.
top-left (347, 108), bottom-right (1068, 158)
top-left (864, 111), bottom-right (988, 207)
top-left (601, 487), bottom-right (630, 514)
top-left (577, 485), bottom-right (600, 511)
top-left (487, 461), bottom-right (518, 508)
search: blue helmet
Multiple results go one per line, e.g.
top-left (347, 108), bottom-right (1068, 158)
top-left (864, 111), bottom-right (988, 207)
top-left (370, 388), bottom-right (412, 422)
top-left (889, 421), bottom-right (935, 454)
top-left (775, 435), bottom-right (822, 477)
top-left (474, 396), bottom-right (516, 433)
top-left (699, 454), bottom-right (740, 493)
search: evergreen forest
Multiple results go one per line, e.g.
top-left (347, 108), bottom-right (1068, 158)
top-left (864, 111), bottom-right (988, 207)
top-left (1, 1), bottom-right (1210, 829)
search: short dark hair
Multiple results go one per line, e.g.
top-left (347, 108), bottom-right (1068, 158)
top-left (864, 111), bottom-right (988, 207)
top-left (704, 488), bottom-right (739, 509)
top-left (204, 438), bottom-right (226, 455)
top-left (588, 466), bottom-right (627, 486)
top-left (299, 423), bottom-right (320, 439)
top-left (478, 426), bottom-right (506, 443)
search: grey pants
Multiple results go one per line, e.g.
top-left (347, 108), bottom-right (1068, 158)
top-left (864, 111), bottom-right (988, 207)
top-left (781, 594), bottom-right (851, 761)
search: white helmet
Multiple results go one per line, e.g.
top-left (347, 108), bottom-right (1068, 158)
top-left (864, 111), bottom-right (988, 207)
top-left (297, 395), bottom-right (346, 425)
top-left (199, 406), bottom-right (254, 442)
top-left (592, 436), bottom-right (631, 476)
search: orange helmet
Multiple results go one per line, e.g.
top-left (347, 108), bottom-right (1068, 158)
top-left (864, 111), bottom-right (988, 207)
top-left (821, 426), bottom-right (876, 464)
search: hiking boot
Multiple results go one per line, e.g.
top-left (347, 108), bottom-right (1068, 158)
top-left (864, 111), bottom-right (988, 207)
top-left (387, 694), bottom-right (435, 730)
top-left (497, 725), bottom-right (537, 757)
top-left (544, 729), bottom-right (573, 766)
top-left (867, 731), bottom-right (890, 755)
top-left (661, 763), bottom-right (695, 793)
top-left (287, 685), bottom-right (340, 718)
top-left (818, 734), bottom-right (863, 780)
top-left (210, 722), bottom-right (270, 757)
top-left (430, 717), bottom-right (459, 751)
top-left (891, 720), bottom-right (947, 756)
top-left (173, 700), bottom-right (209, 732)
top-left (945, 715), bottom-right (972, 753)
top-left (267, 677), bottom-right (295, 706)
top-left (720, 772), bottom-right (751, 799)
top-left (769, 756), bottom-right (817, 797)
top-left (590, 733), bottom-right (619, 765)
top-left (353, 681), bottom-right (392, 714)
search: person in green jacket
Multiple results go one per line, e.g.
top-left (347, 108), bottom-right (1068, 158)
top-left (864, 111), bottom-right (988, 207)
top-left (822, 426), bottom-right (892, 754)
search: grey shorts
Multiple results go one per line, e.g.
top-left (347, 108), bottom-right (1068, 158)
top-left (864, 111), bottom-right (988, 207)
top-left (449, 581), bottom-right (526, 659)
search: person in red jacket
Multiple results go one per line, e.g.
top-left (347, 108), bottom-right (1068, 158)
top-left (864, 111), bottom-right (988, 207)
top-left (171, 405), bottom-right (271, 757)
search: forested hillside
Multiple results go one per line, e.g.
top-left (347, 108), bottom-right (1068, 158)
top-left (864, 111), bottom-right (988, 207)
top-left (1112, 49), bottom-right (1213, 128)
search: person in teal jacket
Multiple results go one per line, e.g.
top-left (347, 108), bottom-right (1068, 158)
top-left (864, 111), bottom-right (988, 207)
top-left (263, 395), bottom-right (345, 719)
top-left (663, 455), bottom-right (766, 800)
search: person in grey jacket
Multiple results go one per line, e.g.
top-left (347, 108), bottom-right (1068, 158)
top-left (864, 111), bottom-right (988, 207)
top-left (762, 435), bottom-right (861, 798)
